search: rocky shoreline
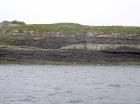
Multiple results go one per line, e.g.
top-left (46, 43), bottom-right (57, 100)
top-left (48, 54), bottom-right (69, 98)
top-left (0, 21), bottom-right (140, 64)
top-left (0, 46), bottom-right (140, 64)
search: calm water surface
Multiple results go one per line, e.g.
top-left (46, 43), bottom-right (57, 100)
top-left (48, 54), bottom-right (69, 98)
top-left (0, 64), bottom-right (140, 104)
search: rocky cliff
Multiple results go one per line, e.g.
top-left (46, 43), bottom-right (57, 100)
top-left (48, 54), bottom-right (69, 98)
top-left (0, 21), bottom-right (140, 64)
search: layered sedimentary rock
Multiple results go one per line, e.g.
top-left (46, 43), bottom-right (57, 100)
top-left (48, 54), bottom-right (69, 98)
top-left (0, 21), bottom-right (140, 63)
top-left (0, 46), bottom-right (140, 63)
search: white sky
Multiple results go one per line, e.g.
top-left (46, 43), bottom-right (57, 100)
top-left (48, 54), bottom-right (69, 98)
top-left (0, 0), bottom-right (140, 26)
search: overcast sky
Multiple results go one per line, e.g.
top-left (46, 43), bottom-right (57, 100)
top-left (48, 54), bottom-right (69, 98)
top-left (0, 0), bottom-right (140, 26)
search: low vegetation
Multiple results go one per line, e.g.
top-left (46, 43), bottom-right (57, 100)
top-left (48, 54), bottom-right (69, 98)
top-left (0, 42), bottom-right (17, 46)
top-left (1, 21), bottom-right (140, 35)
top-left (0, 34), bottom-right (17, 39)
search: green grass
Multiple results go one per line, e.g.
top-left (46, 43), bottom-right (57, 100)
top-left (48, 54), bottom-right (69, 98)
top-left (0, 42), bottom-right (17, 46)
top-left (2, 22), bottom-right (140, 35)
top-left (86, 26), bottom-right (140, 34)
top-left (0, 34), bottom-right (17, 39)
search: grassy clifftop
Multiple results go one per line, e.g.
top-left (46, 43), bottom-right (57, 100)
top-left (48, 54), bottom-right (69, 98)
top-left (1, 20), bottom-right (140, 34)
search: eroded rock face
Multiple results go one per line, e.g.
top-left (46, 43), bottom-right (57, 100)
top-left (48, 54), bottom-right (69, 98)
top-left (61, 44), bottom-right (140, 52)
top-left (0, 36), bottom-right (140, 49)
top-left (0, 22), bottom-right (140, 63)
top-left (0, 46), bottom-right (140, 63)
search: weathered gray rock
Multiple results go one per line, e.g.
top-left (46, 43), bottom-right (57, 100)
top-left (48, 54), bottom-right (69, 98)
top-left (0, 37), bottom-right (140, 49)
top-left (0, 46), bottom-right (140, 63)
top-left (1, 24), bottom-right (140, 63)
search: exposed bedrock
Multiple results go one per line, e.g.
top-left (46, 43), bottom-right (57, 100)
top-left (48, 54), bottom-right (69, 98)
top-left (1, 25), bottom-right (140, 63)
top-left (61, 44), bottom-right (140, 53)
top-left (1, 37), bottom-right (140, 49)
top-left (0, 46), bottom-right (140, 62)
